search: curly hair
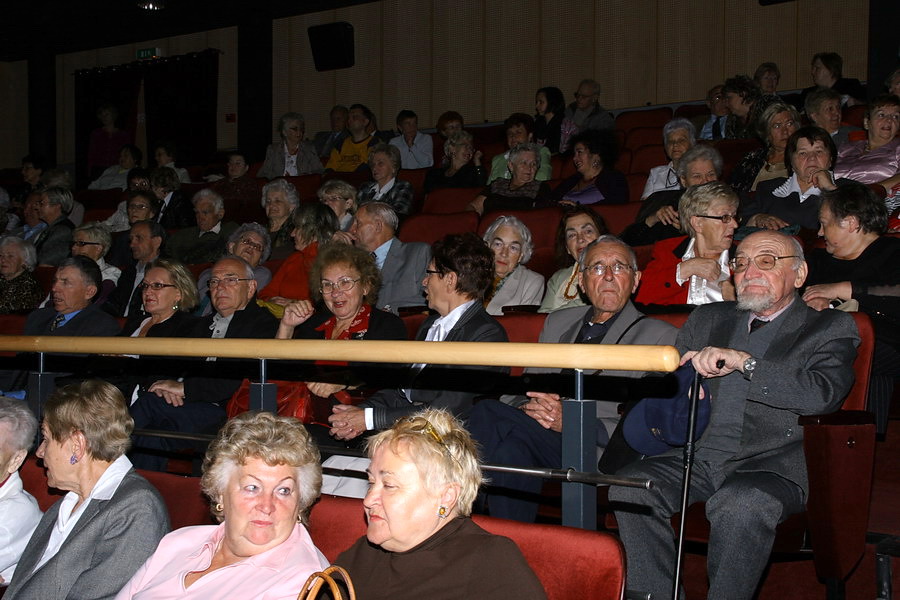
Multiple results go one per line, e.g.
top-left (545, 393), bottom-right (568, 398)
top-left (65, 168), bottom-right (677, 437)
top-left (567, 128), bottom-right (619, 171)
top-left (309, 242), bottom-right (382, 305)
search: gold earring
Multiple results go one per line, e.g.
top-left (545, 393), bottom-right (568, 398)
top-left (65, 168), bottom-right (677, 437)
top-left (437, 506), bottom-right (448, 518)
top-left (297, 513), bottom-right (303, 524)
top-left (215, 503), bottom-right (223, 513)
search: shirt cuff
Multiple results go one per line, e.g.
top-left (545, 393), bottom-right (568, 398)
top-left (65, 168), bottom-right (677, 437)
top-left (364, 407), bottom-right (374, 430)
top-left (675, 262), bottom-right (688, 286)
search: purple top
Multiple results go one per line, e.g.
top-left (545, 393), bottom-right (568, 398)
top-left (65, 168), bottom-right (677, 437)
top-left (834, 138), bottom-right (900, 184)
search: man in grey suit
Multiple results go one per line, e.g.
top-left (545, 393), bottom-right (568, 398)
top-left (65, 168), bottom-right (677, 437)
top-left (334, 201), bottom-right (429, 313)
top-left (610, 230), bottom-right (859, 600)
top-left (469, 235), bottom-right (678, 522)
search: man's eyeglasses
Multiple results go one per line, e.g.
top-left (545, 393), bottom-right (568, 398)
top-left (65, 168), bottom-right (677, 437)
top-left (208, 276), bottom-right (253, 288)
top-left (321, 277), bottom-right (360, 294)
top-left (729, 254), bottom-right (800, 273)
top-left (139, 281), bottom-right (177, 291)
top-left (238, 238), bottom-right (263, 252)
top-left (583, 262), bottom-right (633, 277)
top-left (696, 213), bottom-right (739, 224)
top-left (71, 241), bottom-right (102, 247)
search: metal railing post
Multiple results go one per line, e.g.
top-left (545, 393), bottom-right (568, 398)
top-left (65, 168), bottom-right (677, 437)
top-left (561, 369), bottom-right (597, 529)
top-left (26, 352), bottom-right (55, 425)
top-left (249, 358), bottom-right (277, 413)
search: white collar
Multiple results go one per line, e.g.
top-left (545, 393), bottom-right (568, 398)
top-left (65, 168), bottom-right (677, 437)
top-left (201, 221), bottom-right (222, 236)
top-left (772, 173), bottom-right (823, 202)
top-left (433, 299), bottom-right (476, 337)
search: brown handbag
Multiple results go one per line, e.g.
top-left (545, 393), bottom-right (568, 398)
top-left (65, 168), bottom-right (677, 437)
top-left (296, 565), bottom-right (356, 600)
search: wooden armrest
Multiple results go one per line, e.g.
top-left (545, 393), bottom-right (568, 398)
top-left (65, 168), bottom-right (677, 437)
top-left (798, 410), bottom-right (875, 427)
top-left (501, 304), bottom-right (540, 314)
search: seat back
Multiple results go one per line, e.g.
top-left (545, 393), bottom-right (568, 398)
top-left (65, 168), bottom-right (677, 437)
top-left (625, 127), bottom-right (664, 151)
top-left (496, 312), bottom-right (548, 375)
top-left (478, 206), bottom-right (564, 251)
top-left (421, 187), bottom-right (482, 214)
top-left (594, 202), bottom-right (642, 236)
top-left (398, 212), bottom-right (479, 245)
top-left (284, 174), bottom-right (323, 202)
top-left (615, 107), bottom-right (673, 133)
top-left (630, 144), bottom-right (668, 176)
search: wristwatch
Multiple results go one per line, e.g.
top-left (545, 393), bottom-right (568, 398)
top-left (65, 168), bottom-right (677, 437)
top-left (742, 356), bottom-right (757, 381)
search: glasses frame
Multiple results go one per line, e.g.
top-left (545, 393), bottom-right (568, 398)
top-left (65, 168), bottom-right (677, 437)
top-left (139, 281), bottom-right (177, 291)
top-left (583, 262), bottom-right (633, 277)
top-left (207, 276), bottom-right (253, 289)
top-left (71, 240), bottom-right (102, 247)
top-left (729, 254), bottom-right (800, 273)
top-left (695, 213), bottom-right (739, 224)
top-left (320, 277), bottom-right (360, 294)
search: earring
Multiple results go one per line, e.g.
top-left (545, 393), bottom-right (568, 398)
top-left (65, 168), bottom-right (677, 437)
top-left (297, 514), bottom-right (303, 524)
top-left (69, 454), bottom-right (78, 465)
top-left (215, 503), bottom-right (224, 513)
top-left (437, 506), bottom-right (448, 519)
top-left (172, 302), bottom-right (180, 311)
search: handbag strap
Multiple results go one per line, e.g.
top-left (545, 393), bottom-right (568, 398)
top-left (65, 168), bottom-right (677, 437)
top-left (296, 565), bottom-right (356, 600)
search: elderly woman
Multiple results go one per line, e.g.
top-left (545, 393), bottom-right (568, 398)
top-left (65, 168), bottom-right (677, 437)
top-left (318, 179), bottom-right (357, 231)
top-left (116, 411), bottom-right (328, 599)
top-left (261, 178), bottom-right (301, 260)
top-left (122, 258), bottom-right (200, 337)
top-left (539, 206), bottom-right (607, 313)
top-left (336, 408), bottom-right (546, 599)
top-left (754, 62), bottom-right (781, 95)
top-left (802, 181), bottom-right (900, 434)
top-left (70, 221), bottom-right (121, 302)
top-left (636, 181), bottom-right (738, 306)
top-left (356, 143), bottom-right (414, 216)
top-left (153, 141), bottom-right (190, 184)
top-left (534, 86), bottom-right (566, 154)
top-left (469, 143), bottom-right (552, 215)
top-left (423, 130), bottom-right (486, 194)
top-left (741, 126), bottom-right (839, 232)
top-left (803, 52), bottom-right (866, 107)
top-left (88, 144), bottom-right (142, 191)
top-left (196, 223), bottom-right (273, 316)
top-left (258, 203), bottom-right (338, 308)
top-left (641, 118), bottom-right (696, 200)
top-left (482, 216), bottom-right (545, 315)
top-left (5, 381), bottom-right (168, 599)
top-left (0, 236), bottom-right (42, 314)
top-left (258, 112), bottom-right (323, 179)
top-left (722, 75), bottom-right (764, 140)
top-left (435, 111), bottom-right (464, 139)
top-left (730, 102), bottom-right (800, 193)
top-left (552, 129), bottom-right (627, 206)
top-left (834, 94), bottom-right (900, 197)
top-left (0, 398), bottom-right (41, 586)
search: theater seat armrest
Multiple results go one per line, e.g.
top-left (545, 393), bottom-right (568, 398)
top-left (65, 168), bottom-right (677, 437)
top-left (798, 410), bottom-right (875, 427)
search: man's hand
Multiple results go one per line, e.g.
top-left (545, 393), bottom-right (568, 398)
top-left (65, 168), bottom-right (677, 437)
top-left (681, 347), bottom-right (751, 378)
top-left (746, 213), bottom-right (789, 230)
top-left (148, 380), bottom-right (186, 407)
top-left (521, 391), bottom-right (563, 432)
top-left (328, 404), bottom-right (366, 440)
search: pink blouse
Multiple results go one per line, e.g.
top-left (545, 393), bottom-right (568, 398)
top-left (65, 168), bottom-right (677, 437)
top-left (115, 523), bottom-right (328, 600)
top-left (834, 138), bottom-right (900, 184)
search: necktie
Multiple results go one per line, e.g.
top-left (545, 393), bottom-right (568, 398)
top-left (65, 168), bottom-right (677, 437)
top-left (49, 313), bottom-right (65, 331)
top-left (712, 116), bottom-right (723, 140)
top-left (750, 318), bottom-right (768, 333)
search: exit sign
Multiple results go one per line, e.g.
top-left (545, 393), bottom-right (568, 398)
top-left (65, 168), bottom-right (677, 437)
top-left (136, 48), bottom-right (162, 60)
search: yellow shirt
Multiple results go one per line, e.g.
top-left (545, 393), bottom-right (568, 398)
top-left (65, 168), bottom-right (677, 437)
top-left (325, 134), bottom-right (373, 172)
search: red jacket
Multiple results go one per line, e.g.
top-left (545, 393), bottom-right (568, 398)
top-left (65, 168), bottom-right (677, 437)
top-left (634, 236), bottom-right (691, 305)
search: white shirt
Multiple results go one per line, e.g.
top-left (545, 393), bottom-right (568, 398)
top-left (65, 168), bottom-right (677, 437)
top-left (641, 162), bottom-right (680, 200)
top-left (283, 142), bottom-right (299, 176)
top-left (372, 178), bottom-right (396, 201)
top-left (389, 132), bottom-right (434, 169)
top-left (372, 238), bottom-right (394, 270)
top-left (35, 455), bottom-right (133, 571)
top-left (675, 237), bottom-right (731, 305)
top-left (772, 173), bottom-right (826, 203)
top-left (0, 471), bottom-right (43, 582)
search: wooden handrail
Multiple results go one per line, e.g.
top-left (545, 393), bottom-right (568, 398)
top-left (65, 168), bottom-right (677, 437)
top-left (0, 336), bottom-right (681, 373)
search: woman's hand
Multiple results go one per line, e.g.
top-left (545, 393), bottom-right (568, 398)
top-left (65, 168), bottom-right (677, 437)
top-left (721, 280), bottom-right (736, 301)
top-left (328, 405), bottom-right (366, 440)
top-left (148, 380), bottom-right (186, 407)
top-left (472, 150), bottom-right (483, 166)
top-left (468, 195), bottom-right (486, 215)
top-left (276, 300), bottom-right (314, 339)
top-left (802, 282), bottom-right (852, 305)
top-left (307, 381), bottom-right (347, 397)
top-left (679, 257), bottom-right (722, 282)
top-left (521, 391), bottom-right (563, 433)
top-left (646, 205), bottom-right (679, 227)
top-left (746, 213), bottom-right (789, 230)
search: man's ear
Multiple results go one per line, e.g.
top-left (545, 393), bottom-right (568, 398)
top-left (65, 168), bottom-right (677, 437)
top-left (794, 261), bottom-right (808, 289)
top-left (631, 269), bottom-right (642, 295)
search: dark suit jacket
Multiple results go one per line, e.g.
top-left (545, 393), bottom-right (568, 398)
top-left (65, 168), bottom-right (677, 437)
top-left (102, 261), bottom-right (148, 319)
top-left (377, 238), bottom-right (430, 313)
top-left (675, 298), bottom-right (858, 495)
top-left (157, 191), bottom-right (195, 230)
top-left (362, 302), bottom-right (509, 428)
top-left (32, 216), bottom-right (74, 266)
top-left (164, 221), bottom-right (238, 265)
top-left (25, 303), bottom-right (121, 336)
top-left (5, 470), bottom-right (169, 600)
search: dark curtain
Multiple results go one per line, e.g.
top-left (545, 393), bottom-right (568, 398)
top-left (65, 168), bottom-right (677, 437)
top-left (143, 49), bottom-right (219, 169)
top-left (73, 62), bottom-right (143, 187)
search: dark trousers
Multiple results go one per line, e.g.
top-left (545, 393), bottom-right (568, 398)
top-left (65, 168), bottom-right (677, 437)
top-left (609, 455), bottom-right (805, 600)
top-left (129, 390), bottom-right (226, 472)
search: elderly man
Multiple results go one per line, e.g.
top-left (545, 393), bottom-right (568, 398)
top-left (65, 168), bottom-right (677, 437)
top-left (315, 104), bottom-right (350, 158)
top-left (325, 103), bottom-right (378, 173)
top-left (211, 151), bottom-right (258, 202)
top-left (694, 84), bottom-right (731, 141)
top-left (805, 87), bottom-right (859, 149)
top-left (32, 186), bottom-right (75, 267)
top-left (129, 255), bottom-right (279, 471)
top-left (103, 219), bottom-right (164, 318)
top-left (610, 230), bottom-right (858, 600)
top-left (165, 189), bottom-right (237, 264)
top-left (487, 113), bottom-right (553, 184)
top-left (469, 235), bottom-right (678, 522)
top-left (335, 202), bottom-right (430, 313)
top-left (564, 78), bottom-right (614, 133)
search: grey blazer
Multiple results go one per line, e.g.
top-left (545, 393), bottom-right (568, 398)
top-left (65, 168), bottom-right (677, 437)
top-left (485, 265), bottom-right (545, 316)
top-left (5, 470), bottom-right (169, 600)
top-left (377, 238), bottom-right (430, 313)
top-left (675, 298), bottom-right (858, 496)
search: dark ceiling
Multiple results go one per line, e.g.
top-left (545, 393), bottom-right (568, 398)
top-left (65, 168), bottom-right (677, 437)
top-left (1, 0), bottom-right (376, 62)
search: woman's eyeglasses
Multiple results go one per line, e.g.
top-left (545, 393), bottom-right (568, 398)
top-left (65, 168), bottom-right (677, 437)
top-left (695, 213), bottom-right (739, 224)
top-left (321, 277), bottom-right (360, 294)
top-left (139, 282), bottom-right (177, 291)
top-left (71, 241), bottom-right (102, 247)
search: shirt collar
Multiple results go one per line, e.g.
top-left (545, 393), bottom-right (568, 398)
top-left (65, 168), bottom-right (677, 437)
top-left (746, 296), bottom-right (795, 329)
top-left (772, 173), bottom-right (823, 202)
top-left (374, 178), bottom-right (396, 197)
top-left (191, 523), bottom-right (306, 571)
top-left (434, 299), bottom-right (476, 335)
top-left (372, 238), bottom-right (394, 269)
top-left (202, 221), bottom-right (222, 236)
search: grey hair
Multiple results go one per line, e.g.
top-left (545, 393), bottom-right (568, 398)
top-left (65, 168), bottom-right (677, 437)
top-left (676, 144), bottom-right (723, 181)
top-left (360, 201), bottom-right (399, 233)
top-left (40, 169), bottom-right (73, 191)
top-left (42, 186), bottom-right (74, 215)
top-left (578, 234), bottom-right (638, 271)
top-left (73, 221), bottom-right (112, 257)
top-left (0, 236), bottom-right (37, 272)
top-left (444, 130), bottom-right (474, 159)
top-left (278, 112), bottom-right (305, 140)
top-left (663, 118), bottom-right (697, 145)
top-left (192, 188), bottom-right (225, 213)
top-left (0, 396), bottom-right (38, 454)
top-left (482, 215), bottom-right (534, 264)
top-left (678, 181), bottom-right (739, 237)
top-left (369, 143), bottom-right (402, 175)
top-left (508, 142), bottom-right (542, 170)
top-left (261, 178), bottom-right (300, 210)
top-left (578, 78), bottom-right (601, 96)
top-left (227, 222), bottom-right (272, 262)
top-left (317, 179), bottom-right (358, 207)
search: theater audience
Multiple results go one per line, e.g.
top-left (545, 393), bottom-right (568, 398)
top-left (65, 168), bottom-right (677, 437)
top-left (470, 143), bottom-right (551, 215)
top-left (635, 182), bottom-right (738, 306)
top-left (116, 412), bottom-right (328, 599)
top-left (552, 129), bottom-right (627, 206)
top-left (805, 87), bottom-right (859, 149)
top-left (741, 126), bottom-right (839, 232)
top-left (104, 220), bottom-right (165, 319)
top-left (258, 203), bottom-right (338, 309)
top-left (86, 104), bottom-right (132, 178)
top-left (153, 141), bottom-right (190, 183)
top-left (641, 118), bottom-right (695, 200)
top-left (802, 51), bottom-right (866, 107)
top-left (0, 236), bottom-right (42, 314)
top-left (258, 112), bottom-right (323, 179)
top-left (730, 102), bottom-right (800, 193)
top-left (534, 86), bottom-right (566, 154)
top-left (165, 189), bottom-right (238, 265)
top-left (314, 104), bottom-right (350, 158)
top-left (423, 130), bottom-right (486, 194)
top-left (0, 398), bottom-right (41, 585)
top-left (196, 223), bottom-right (272, 316)
top-left (88, 145), bottom-right (142, 191)
top-left (834, 94), bottom-right (900, 197)
top-left (886, 67), bottom-right (900, 97)
top-left (120, 258), bottom-right (199, 339)
top-left (539, 206), bottom-right (606, 313)
top-left (4, 380), bottom-right (169, 599)
top-left (487, 113), bottom-right (552, 184)
top-left (753, 62), bottom-right (781, 95)
top-left (435, 111), bottom-right (464, 139)
top-left (389, 109), bottom-right (434, 169)
top-left (261, 178), bottom-right (300, 260)
top-left (335, 202), bottom-right (430, 313)
top-left (325, 104), bottom-right (378, 173)
top-left (482, 215), bottom-right (545, 315)
top-left (10, 192), bottom-right (46, 242)
top-left (694, 85), bottom-right (730, 141)
top-left (211, 151), bottom-right (259, 202)
top-left (356, 143), bottom-right (414, 216)
top-left (317, 179), bottom-right (357, 231)
top-left (102, 170), bottom-right (156, 235)
top-left (802, 181), bottom-right (900, 433)
top-left (722, 75), bottom-right (763, 139)
top-left (104, 191), bottom-right (160, 269)
top-left (70, 221), bottom-right (120, 303)
top-left (150, 166), bottom-right (194, 230)
top-left (33, 186), bottom-right (75, 267)
top-left (327, 232), bottom-right (508, 440)
top-left (564, 78), bottom-right (614, 133)
top-left (336, 408), bottom-right (546, 599)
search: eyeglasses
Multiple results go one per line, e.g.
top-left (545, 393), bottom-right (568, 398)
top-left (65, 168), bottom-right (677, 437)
top-left (238, 238), bottom-right (263, 252)
top-left (729, 254), bottom-right (800, 273)
top-left (71, 240), bottom-right (102, 247)
top-left (208, 276), bottom-right (253, 288)
top-left (696, 213), bottom-right (739, 224)
top-left (139, 281), bottom-right (177, 291)
top-left (424, 269), bottom-right (442, 276)
top-left (770, 119), bottom-right (796, 130)
top-left (583, 262), bottom-right (633, 277)
top-left (321, 277), bottom-right (360, 294)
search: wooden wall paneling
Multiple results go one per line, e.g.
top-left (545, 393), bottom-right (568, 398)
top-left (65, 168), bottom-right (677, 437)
top-left (286, 11), bottom-right (339, 137)
top-left (795, 0), bottom-right (868, 86)
top-left (331, 3), bottom-right (384, 130)
top-left (0, 61), bottom-right (29, 169)
top-left (657, 2), bottom-right (725, 105)
top-left (722, 1), bottom-right (795, 91)
top-left (57, 50), bottom-right (97, 167)
top-left (429, 1), bottom-right (485, 127)
top-left (207, 27), bottom-right (238, 151)
top-left (379, 0), bottom-right (433, 135)
top-left (597, 0), bottom-right (657, 110)
top-left (538, 1), bottom-right (595, 110)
